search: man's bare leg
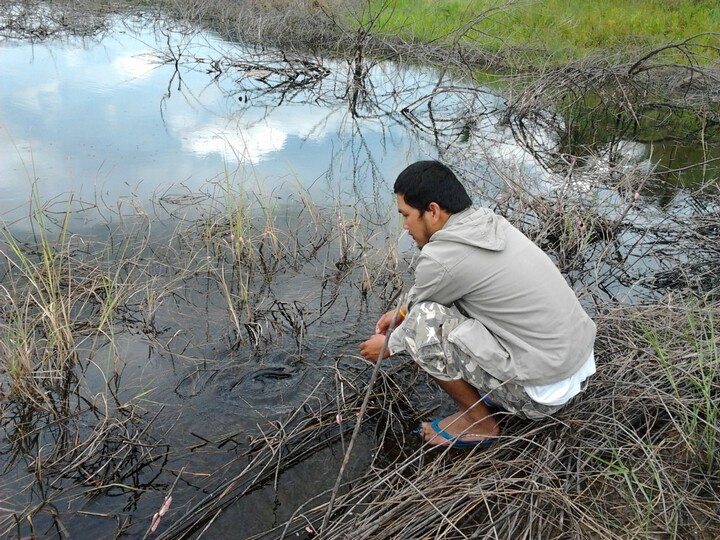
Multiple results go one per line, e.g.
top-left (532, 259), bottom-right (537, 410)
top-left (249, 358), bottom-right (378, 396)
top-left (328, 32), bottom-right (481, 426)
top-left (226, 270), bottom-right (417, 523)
top-left (419, 378), bottom-right (500, 445)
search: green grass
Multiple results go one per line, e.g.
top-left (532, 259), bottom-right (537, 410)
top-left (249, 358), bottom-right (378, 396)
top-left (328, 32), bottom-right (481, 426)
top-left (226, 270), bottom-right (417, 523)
top-left (365, 0), bottom-right (720, 59)
top-left (640, 296), bottom-right (719, 472)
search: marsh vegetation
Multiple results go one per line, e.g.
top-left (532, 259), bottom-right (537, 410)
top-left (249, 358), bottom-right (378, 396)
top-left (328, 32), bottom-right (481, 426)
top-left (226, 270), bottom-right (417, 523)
top-left (1, 0), bottom-right (719, 538)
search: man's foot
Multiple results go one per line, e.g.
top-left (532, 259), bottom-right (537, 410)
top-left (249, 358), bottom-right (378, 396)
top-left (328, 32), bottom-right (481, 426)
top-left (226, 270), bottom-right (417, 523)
top-left (419, 410), bottom-right (500, 447)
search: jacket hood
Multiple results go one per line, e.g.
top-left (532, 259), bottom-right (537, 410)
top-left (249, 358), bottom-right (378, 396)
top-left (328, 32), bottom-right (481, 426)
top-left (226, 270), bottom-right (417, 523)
top-left (430, 208), bottom-right (506, 251)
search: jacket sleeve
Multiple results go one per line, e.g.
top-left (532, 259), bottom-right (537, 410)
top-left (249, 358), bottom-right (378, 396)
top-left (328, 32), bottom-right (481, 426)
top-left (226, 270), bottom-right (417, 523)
top-left (407, 252), bottom-right (462, 309)
top-left (387, 319), bottom-right (407, 355)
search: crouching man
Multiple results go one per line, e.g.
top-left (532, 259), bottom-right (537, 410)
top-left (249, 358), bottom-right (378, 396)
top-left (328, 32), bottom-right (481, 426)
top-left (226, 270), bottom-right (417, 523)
top-left (360, 161), bottom-right (596, 447)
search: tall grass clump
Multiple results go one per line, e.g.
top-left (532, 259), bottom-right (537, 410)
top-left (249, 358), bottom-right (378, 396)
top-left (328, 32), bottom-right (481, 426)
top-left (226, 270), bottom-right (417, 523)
top-left (1, 197), bottom-right (79, 399)
top-left (641, 295), bottom-right (719, 472)
top-left (0, 192), bottom-right (166, 538)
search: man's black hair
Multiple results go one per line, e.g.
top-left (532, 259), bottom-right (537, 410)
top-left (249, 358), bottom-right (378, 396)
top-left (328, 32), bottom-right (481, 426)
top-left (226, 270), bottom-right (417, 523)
top-left (393, 160), bottom-right (472, 214)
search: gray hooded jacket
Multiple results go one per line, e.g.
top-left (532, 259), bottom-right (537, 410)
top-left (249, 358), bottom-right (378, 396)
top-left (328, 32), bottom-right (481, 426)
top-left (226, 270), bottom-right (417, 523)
top-left (389, 208), bottom-right (596, 386)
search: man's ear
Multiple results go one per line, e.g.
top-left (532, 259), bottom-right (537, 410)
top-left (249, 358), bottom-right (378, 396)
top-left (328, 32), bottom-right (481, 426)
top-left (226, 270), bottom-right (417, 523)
top-left (426, 201), bottom-right (443, 221)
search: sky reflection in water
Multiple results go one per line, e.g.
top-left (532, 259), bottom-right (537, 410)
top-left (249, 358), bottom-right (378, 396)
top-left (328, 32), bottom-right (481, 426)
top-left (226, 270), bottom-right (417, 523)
top-left (2, 10), bottom-right (713, 233)
top-left (0, 15), bottom-right (460, 222)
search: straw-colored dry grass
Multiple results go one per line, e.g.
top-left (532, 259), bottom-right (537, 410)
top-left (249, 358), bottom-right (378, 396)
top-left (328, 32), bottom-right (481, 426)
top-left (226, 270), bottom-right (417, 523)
top-left (145, 292), bottom-right (719, 540)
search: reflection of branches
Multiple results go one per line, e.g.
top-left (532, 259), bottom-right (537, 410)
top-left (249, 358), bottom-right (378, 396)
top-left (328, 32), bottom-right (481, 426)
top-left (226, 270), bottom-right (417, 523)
top-left (0, 355), bottom-right (168, 538)
top-left (229, 53), bottom-right (331, 106)
top-left (151, 30), bottom-right (501, 152)
top-left (0, 0), bottom-right (109, 40)
top-left (150, 41), bottom-right (332, 107)
top-left (159, 29), bottom-right (185, 114)
top-left (401, 84), bottom-right (499, 149)
top-left (480, 152), bottom-right (720, 302)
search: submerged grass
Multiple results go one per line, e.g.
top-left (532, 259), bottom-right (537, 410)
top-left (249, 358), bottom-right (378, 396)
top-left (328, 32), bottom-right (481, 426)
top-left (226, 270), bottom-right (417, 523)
top-left (0, 204), bottom-right (166, 537)
top-left (0, 176), bottom-right (403, 537)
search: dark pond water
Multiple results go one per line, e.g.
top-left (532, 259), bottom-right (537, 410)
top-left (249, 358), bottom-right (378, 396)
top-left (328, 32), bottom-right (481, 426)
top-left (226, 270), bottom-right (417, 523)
top-left (1, 5), bottom-right (718, 539)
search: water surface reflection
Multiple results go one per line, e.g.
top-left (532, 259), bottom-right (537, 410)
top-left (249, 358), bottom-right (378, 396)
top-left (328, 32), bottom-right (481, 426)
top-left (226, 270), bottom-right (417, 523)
top-left (1, 13), bottom-right (476, 223)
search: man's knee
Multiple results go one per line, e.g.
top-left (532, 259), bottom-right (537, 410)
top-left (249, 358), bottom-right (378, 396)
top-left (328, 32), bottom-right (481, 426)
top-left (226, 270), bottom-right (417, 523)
top-left (405, 302), bottom-right (467, 340)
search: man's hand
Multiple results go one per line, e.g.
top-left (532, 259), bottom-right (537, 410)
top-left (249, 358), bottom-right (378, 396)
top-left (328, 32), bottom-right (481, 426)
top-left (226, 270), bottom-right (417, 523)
top-left (375, 307), bottom-right (406, 335)
top-left (359, 334), bottom-right (390, 363)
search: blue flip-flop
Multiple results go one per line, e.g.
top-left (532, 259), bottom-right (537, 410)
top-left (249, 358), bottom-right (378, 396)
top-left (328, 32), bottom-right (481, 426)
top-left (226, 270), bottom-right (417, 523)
top-left (481, 396), bottom-right (504, 412)
top-left (421, 418), bottom-right (498, 448)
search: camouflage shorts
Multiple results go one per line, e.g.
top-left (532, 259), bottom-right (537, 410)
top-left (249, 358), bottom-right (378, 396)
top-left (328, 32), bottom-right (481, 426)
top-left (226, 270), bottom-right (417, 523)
top-left (398, 301), bottom-right (562, 420)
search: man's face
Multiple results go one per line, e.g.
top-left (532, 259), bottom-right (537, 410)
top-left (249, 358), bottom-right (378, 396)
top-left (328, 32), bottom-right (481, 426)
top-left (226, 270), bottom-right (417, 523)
top-left (396, 193), bottom-right (433, 248)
